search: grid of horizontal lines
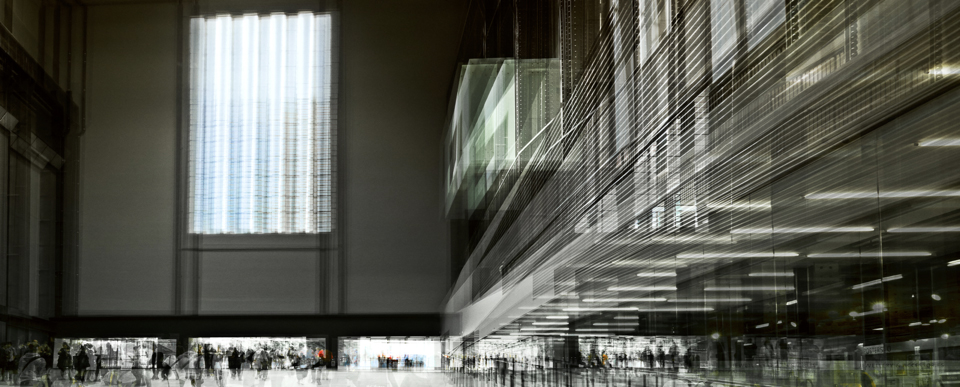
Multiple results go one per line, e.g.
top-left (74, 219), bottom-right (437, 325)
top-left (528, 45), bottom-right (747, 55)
top-left (189, 12), bottom-right (332, 234)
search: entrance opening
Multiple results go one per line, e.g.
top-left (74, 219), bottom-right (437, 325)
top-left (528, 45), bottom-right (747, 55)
top-left (339, 337), bottom-right (442, 370)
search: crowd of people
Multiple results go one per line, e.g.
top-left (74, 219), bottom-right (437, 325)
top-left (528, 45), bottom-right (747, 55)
top-left (372, 355), bottom-right (425, 370)
top-left (0, 341), bottom-right (332, 387)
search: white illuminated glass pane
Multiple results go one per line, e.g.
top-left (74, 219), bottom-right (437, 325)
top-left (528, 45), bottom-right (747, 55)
top-left (711, 0), bottom-right (736, 79)
top-left (745, 0), bottom-right (784, 49)
top-left (189, 13), bottom-right (332, 234)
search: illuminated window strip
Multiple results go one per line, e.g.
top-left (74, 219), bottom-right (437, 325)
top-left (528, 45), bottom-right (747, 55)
top-left (190, 13), bottom-right (333, 234)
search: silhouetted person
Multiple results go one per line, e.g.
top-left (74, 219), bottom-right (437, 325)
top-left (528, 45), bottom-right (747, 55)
top-left (151, 347), bottom-right (165, 380)
top-left (74, 346), bottom-right (90, 382)
top-left (56, 343), bottom-right (71, 379)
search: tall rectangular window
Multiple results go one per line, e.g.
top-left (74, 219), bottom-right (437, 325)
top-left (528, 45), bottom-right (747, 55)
top-left (189, 12), bottom-right (333, 234)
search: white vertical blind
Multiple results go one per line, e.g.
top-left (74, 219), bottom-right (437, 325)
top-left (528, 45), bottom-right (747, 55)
top-left (189, 12), bottom-right (332, 234)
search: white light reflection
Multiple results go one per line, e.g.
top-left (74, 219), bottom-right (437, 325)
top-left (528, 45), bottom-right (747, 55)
top-left (704, 286), bottom-right (794, 291)
top-left (706, 203), bottom-right (771, 209)
top-left (636, 272), bottom-right (677, 277)
top-left (805, 190), bottom-right (960, 199)
top-left (808, 252), bottom-right (931, 258)
top-left (749, 272), bottom-right (794, 277)
top-left (576, 328), bottom-right (634, 332)
top-left (888, 227), bottom-right (960, 232)
top-left (731, 227), bottom-right (872, 234)
top-left (677, 252), bottom-right (798, 258)
top-left (520, 327), bottom-right (569, 331)
top-left (581, 298), bottom-right (667, 302)
top-left (918, 138), bottom-right (960, 146)
top-left (563, 307), bottom-right (639, 312)
top-left (607, 286), bottom-right (677, 291)
top-left (668, 298), bottom-right (751, 302)
top-left (852, 274), bottom-right (902, 290)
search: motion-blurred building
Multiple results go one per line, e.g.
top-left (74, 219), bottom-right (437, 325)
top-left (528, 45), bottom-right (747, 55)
top-left (0, 0), bottom-right (959, 385)
top-left (441, 0), bottom-right (960, 384)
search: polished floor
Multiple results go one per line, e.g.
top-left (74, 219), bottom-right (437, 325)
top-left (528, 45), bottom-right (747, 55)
top-left (15, 370), bottom-right (450, 387)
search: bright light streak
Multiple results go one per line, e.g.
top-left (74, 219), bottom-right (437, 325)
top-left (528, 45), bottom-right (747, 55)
top-left (532, 322), bottom-right (568, 326)
top-left (950, 259), bottom-right (960, 267)
top-left (562, 307), bottom-right (638, 312)
top-left (755, 323), bottom-right (769, 329)
top-left (785, 300), bottom-right (798, 305)
top-left (731, 227), bottom-right (872, 234)
top-left (704, 286), bottom-right (794, 291)
top-left (888, 227), bottom-right (960, 232)
top-left (668, 298), bottom-right (751, 302)
top-left (520, 327), bottom-right (569, 331)
top-left (706, 203), bottom-right (771, 209)
top-left (635, 307), bottom-right (714, 312)
top-left (809, 252), bottom-right (931, 258)
top-left (636, 272), bottom-right (677, 277)
top-left (852, 274), bottom-right (902, 290)
top-left (545, 316), bottom-right (569, 319)
top-left (677, 252), bottom-right (798, 258)
top-left (607, 286), bottom-right (677, 291)
top-left (575, 328), bottom-right (634, 332)
top-left (918, 138), bottom-right (960, 146)
top-left (805, 190), bottom-right (960, 199)
top-left (581, 298), bottom-right (667, 302)
top-left (749, 272), bottom-right (794, 277)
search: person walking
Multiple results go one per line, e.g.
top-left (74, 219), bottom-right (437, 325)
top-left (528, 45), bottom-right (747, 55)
top-left (226, 348), bottom-right (241, 380)
top-left (150, 346), bottom-right (164, 381)
top-left (74, 346), bottom-right (90, 383)
top-left (18, 343), bottom-right (46, 387)
top-left (56, 344), bottom-right (71, 380)
top-left (175, 349), bottom-right (199, 387)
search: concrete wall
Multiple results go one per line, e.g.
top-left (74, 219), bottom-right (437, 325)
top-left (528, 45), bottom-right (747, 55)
top-left (80, 3), bottom-right (178, 314)
top-left (340, 0), bottom-right (462, 313)
top-left (78, 0), bottom-right (463, 315)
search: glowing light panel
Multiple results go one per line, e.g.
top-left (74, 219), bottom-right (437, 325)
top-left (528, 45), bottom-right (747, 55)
top-left (189, 13), bottom-right (333, 234)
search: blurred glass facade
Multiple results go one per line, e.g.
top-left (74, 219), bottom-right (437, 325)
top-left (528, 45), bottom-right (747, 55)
top-left (443, 0), bottom-right (960, 386)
